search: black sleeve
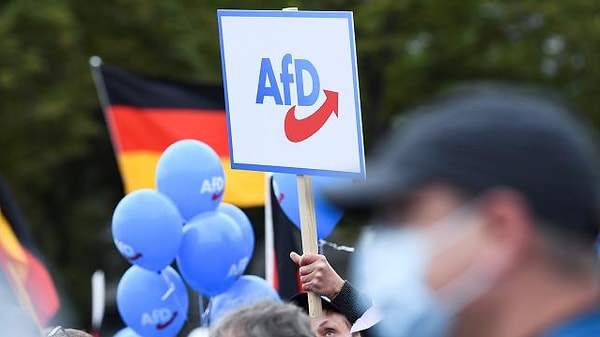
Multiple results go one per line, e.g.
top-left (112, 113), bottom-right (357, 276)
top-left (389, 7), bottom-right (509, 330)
top-left (331, 280), bottom-right (373, 324)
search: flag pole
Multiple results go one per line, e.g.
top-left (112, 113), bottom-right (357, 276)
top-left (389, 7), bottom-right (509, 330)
top-left (89, 56), bottom-right (127, 193)
top-left (89, 56), bottom-right (112, 116)
top-left (89, 56), bottom-right (118, 153)
top-left (264, 172), bottom-right (275, 286)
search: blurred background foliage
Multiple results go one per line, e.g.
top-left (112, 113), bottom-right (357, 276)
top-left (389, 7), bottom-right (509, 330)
top-left (0, 0), bottom-right (599, 331)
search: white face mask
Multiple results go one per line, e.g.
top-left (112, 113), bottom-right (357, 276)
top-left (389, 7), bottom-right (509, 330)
top-left (352, 212), bottom-right (498, 337)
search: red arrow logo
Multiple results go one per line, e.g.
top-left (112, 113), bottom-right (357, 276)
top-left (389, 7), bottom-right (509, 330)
top-left (124, 252), bottom-right (142, 262)
top-left (156, 311), bottom-right (178, 330)
top-left (284, 90), bottom-right (339, 143)
top-left (211, 190), bottom-right (224, 201)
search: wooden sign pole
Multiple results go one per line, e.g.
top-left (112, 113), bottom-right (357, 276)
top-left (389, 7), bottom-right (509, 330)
top-left (282, 6), bottom-right (323, 318)
top-left (296, 174), bottom-right (323, 317)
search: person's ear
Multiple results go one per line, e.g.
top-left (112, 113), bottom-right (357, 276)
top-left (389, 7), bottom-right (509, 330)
top-left (478, 188), bottom-right (536, 276)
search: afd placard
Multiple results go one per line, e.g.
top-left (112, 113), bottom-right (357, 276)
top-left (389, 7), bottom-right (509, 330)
top-left (218, 10), bottom-right (365, 178)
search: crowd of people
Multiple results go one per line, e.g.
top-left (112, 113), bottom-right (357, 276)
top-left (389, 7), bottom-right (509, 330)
top-left (2, 84), bottom-right (600, 337)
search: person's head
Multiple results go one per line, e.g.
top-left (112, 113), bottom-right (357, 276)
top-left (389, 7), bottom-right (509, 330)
top-left (209, 300), bottom-right (314, 337)
top-left (328, 84), bottom-right (600, 337)
top-left (44, 326), bottom-right (93, 337)
top-left (291, 293), bottom-right (361, 337)
top-left (312, 308), bottom-right (359, 337)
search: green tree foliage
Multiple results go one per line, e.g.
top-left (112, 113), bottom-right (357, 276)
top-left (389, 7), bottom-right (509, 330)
top-left (0, 0), bottom-right (598, 330)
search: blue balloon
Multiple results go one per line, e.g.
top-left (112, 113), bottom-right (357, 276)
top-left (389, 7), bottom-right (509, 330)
top-left (112, 189), bottom-right (184, 271)
top-left (113, 327), bottom-right (140, 337)
top-left (209, 275), bottom-right (280, 324)
top-left (217, 203), bottom-right (255, 259)
top-left (117, 266), bottom-right (189, 337)
top-left (272, 174), bottom-right (344, 239)
top-left (156, 140), bottom-right (225, 221)
top-left (176, 212), bottom-right (247, 296)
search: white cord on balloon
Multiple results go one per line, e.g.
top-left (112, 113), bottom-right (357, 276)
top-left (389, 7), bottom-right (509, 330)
top-left (319, 239), bottom-right (355, 253)
top-left (160, 270), bottom-right (195, 332)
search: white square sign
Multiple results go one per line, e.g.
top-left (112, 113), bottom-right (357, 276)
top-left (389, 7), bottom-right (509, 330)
top-left (218, 10), bottom-right (365, 178)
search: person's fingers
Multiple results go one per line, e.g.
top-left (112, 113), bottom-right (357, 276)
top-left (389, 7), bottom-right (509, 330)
top-left (300, 270), bottom-right (324, 285)
top-left (298, 254), bottom-right (326, 275)
top-left (298, 262), bottom-right (320, 276)
top-left (290, 251), bottom-right (302, 265)
top-left (300, 253), bottom-right (321, 265)
top-left (303, 279), bottom-right (327, 294)
top-left (298, 261), bottom-right (327, 276)
top-left (303, 281), bottom-right (317, 293)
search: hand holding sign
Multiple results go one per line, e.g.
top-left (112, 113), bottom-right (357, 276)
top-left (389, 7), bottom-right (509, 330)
top-left (218, 9), bottom-right (364, 318)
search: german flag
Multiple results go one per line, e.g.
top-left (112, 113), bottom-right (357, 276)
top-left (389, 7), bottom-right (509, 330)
top-left (92, 60), bottom-right (264, 207)
top-left (0, 175), bottom-right (59, 326)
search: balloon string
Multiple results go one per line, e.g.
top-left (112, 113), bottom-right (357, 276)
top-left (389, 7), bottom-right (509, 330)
top-left (198, 294), bottom-right (206, 328)
top-left (206, 298), bottom-right (213, 327)
top-left (160, 271), bottom-right (195, 332)
top-left (318, 239), bottom-right (355, 253)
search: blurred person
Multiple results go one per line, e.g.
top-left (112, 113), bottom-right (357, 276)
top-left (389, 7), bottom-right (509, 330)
top-left (290, 251), bottom-right (380, 336)
top-left (327, 85), bottom-right (600, 337)
top-left (209, 300), bottom-right (314, 337)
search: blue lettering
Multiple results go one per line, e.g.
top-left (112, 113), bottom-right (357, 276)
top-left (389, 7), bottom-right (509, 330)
top-left (280, 54), bottom-right (294, 106)
top-left (256, 55), bottom-right (321, 107)
top-left (256, 58), bottom-right (282, 105)
top-left (294, 59), bottom-right (320, 106)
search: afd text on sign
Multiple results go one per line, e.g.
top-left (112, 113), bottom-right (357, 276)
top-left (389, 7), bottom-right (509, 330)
top-left (218, 10), bottom-right (365, 178)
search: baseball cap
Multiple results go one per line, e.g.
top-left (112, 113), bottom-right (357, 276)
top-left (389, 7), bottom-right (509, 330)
top-left (289, 292), bottom-right (380, 334)
top-left (290, 292), bottom-right (344, 317)
top-left (327, 84), bottom-right (600, 240)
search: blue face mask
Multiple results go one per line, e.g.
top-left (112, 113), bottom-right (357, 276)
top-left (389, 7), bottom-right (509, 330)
top-left (352, 221), bottom-right (496, 337)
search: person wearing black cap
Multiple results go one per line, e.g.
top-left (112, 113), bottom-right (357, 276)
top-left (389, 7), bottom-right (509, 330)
top-left (291, 292), bottom-right (364, 337)
top-left (289, 251), bottom-right (380, 336)
top-left (289, 251), bottom-right (374, 325)
top-left (327, 85), bottom-right (600, 337)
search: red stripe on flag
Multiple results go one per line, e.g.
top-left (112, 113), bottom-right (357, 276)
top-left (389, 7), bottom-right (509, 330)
top-left (107, 105), bottom-right (229, 155)
top-left (23, 250), bottom-right (59, 325)
top-left (272, 251), bottom-right (279, 291)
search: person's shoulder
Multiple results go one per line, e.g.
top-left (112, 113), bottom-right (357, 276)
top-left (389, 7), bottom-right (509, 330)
top-left (543, 308), bottom-right (600, 337)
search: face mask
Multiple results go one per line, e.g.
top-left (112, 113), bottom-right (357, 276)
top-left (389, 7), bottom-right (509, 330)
top-left (352, 213), bottom-right (497, 337)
